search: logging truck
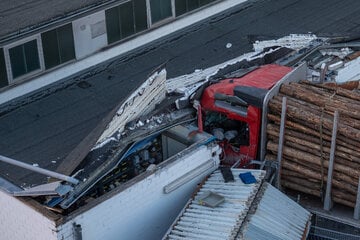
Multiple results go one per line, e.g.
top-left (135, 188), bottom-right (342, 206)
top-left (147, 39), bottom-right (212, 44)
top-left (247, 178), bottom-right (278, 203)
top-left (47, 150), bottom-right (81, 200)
top-left (190, 47), bottom-right (360, 222)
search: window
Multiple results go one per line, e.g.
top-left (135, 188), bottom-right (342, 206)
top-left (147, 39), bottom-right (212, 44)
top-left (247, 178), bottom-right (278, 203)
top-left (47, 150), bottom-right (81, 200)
top-left (42, 24), bottom-right (75, 69)
top-left (149, 0), bottom-right (172, 24)
top-left (175, 0), bottom-right (216, 17)
top-left (106, 0), bottom-right (148, 44)
top-left (9, 40), bottom-right (40, 79)
top-left (0, 48), bottom-right (8, 88)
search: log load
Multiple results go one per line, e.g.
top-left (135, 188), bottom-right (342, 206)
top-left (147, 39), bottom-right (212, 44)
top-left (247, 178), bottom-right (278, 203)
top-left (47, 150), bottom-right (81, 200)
top-left (266, 80), bottom-right (360, 208)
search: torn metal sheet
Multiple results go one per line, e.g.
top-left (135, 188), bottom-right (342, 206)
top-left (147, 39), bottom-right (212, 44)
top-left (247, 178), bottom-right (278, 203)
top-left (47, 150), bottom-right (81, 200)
top-left (96, 68), bottom-right (167, 146)
top-left (0, 177), bottom-right (22, 194)
top-left (239, 183), bottom-right (312, 240)
top-left (13, 181), bottom-right (72, 197)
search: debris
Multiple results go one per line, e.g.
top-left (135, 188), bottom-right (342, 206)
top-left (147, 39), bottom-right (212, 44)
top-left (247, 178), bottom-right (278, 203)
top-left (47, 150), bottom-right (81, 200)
top-left (198, 191), bottom-right (225, 207)
top-left (239, 172), bottom-right (257, 184)
top-left (226, 43), bottom-right (232, 49)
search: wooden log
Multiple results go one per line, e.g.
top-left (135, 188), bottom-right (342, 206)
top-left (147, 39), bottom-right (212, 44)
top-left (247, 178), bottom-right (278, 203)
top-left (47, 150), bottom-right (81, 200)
top-left (282, 181), bottom-right (321, 197)
top-left (275, 94), bottom-right (360, 127)
top-left (269, 98), bottom-right (360, 142)
top-left (282, 175), bottom-right (320, 189)
top-left (268, 114), bottom-right (360, 150)
top-left (279, 83), bottom-right (360, 121)
top-left (283, 153), bottom-right (358, 189)
top-left (268, 154), bottom-right (359, 197)
top-left (267, 141), bottom-right (360, 178)
top-left (282, 169), bottom-right (320, 183)
top-left (333, 197), bottom-right (355, 208)
top-left (267, 114), bottom-right (331, 139)
top-left (267, 125), bottom-right (360, 165)
top-left (282, 180), bottom-right (321, 197)
top-left (282, 159), bottom-right (358, 194)
top-left (299, 80), bottom-right (360, 103)
top-left (281, 82), bottom-right (360, 113)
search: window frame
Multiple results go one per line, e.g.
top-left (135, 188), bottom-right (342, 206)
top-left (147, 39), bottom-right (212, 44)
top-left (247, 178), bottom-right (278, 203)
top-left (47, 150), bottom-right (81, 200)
top-left (0, 48), bottom-right (8, 88)
top-left (41, 23), bottom-right (76, 70)
top-left (146, 0), bottom-right (175, 26)
top-left (105, 0), bottom-right (150, 45)
top-left (3, 35), bottom-right (45, 83)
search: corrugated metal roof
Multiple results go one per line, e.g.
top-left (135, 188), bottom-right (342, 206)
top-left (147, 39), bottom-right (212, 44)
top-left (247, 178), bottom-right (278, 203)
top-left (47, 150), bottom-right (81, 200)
top-left (163, 169), bottom-right (311, 240)
top-left (163, 169), bottom-right (266, 240)
top-left (240, 183), bottom-right (311, 240)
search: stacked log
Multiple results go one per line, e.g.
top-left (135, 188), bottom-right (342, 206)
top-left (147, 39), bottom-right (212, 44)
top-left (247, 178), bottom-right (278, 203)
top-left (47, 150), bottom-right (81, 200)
top-left (266, 80), bottom-right (360, 208)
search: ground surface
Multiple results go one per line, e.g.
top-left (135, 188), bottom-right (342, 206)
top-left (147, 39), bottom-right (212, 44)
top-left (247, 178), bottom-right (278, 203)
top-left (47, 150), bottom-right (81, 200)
top-left (1, 0), bottom-right (360, 187)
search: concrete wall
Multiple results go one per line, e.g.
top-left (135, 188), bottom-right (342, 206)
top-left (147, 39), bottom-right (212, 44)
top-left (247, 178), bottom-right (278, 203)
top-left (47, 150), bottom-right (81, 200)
top-left (0, 190), bottom-right (57, 240)
top-left (72, 11), bottom-right (108, 59)
top-left (58, 144), bottom-right (221, 240)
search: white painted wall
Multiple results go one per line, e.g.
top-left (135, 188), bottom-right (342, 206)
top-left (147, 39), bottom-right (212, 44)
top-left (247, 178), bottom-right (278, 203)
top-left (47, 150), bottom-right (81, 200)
top-left (58, 144), bottom-right (221, 240)
top-left (72, 11), bottom-right (108, 59)
top-left (0, 190), bottom-right (58, 240)
top-left (0, 0), bottom-right (248, 106)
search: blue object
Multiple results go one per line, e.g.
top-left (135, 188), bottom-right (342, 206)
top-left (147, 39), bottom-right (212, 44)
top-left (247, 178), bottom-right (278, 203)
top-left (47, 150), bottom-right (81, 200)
top-left (239, 172), bottom-right (256, 184)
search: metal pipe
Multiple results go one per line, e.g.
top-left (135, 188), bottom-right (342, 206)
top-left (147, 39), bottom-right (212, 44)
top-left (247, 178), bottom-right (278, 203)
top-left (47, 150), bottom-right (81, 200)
top-left (276, 96), bottom-right (287, 189)
top-left (324, 110), bottom-right (339, 211)
top-left (0, 155), bottom-right (79, 185)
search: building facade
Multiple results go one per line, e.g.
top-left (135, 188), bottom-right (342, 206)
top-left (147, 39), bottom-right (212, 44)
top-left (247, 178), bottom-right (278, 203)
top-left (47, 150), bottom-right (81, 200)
top-left (0, 0), bottom-right (232, 98)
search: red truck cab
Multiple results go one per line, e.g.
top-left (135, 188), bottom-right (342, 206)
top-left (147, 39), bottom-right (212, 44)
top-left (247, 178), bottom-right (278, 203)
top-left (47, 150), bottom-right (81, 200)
top-left (200, 64), bottom-right (292, 166)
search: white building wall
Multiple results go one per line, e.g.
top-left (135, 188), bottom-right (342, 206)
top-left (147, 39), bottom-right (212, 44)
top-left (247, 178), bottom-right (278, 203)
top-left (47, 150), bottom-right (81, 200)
top-left (72, 11), bottom-right (108, 59)
top-left (58, 144), bottom-right (220, 240)
top-left (0, 190), bottom-right (58, 240)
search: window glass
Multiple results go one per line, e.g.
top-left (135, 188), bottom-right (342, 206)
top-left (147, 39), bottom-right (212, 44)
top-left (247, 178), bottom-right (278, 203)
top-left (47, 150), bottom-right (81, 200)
top-left (120, 1), bottom-right (135, 38)
top-left (175, 0), bottom-right (215, 17)
top-left (175, 0), bottom-right (187, 16)
top-left (106, 7), bottom-right (121, 44)
top-left (150, 0), bottom-right (172, 24)
top-left (187, 0), bottom-right (200, 11)
top-left (134, 0), bottom-right (148, 32)
top-left (58, 24), bottom-right (76, 63)
top-left (0, 48), bottom-right (8, 88)
top-left (24, 40), bottom-right (40, 73)
top-left (9, 39), bottom-right (40, 79)
top-left (9, 45), bottom-right (26, 78)
top-left (106, 0), bottom-right (148, 44)
top-left (42, 24), bottom-right (75, 69)
top-left (42, 30), bottom-right (60, 69)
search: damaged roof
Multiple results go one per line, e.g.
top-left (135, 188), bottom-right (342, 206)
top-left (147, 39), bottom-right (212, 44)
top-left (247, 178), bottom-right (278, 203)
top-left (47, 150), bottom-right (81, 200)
top-left (1, 0), bottom-right (360, 188)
